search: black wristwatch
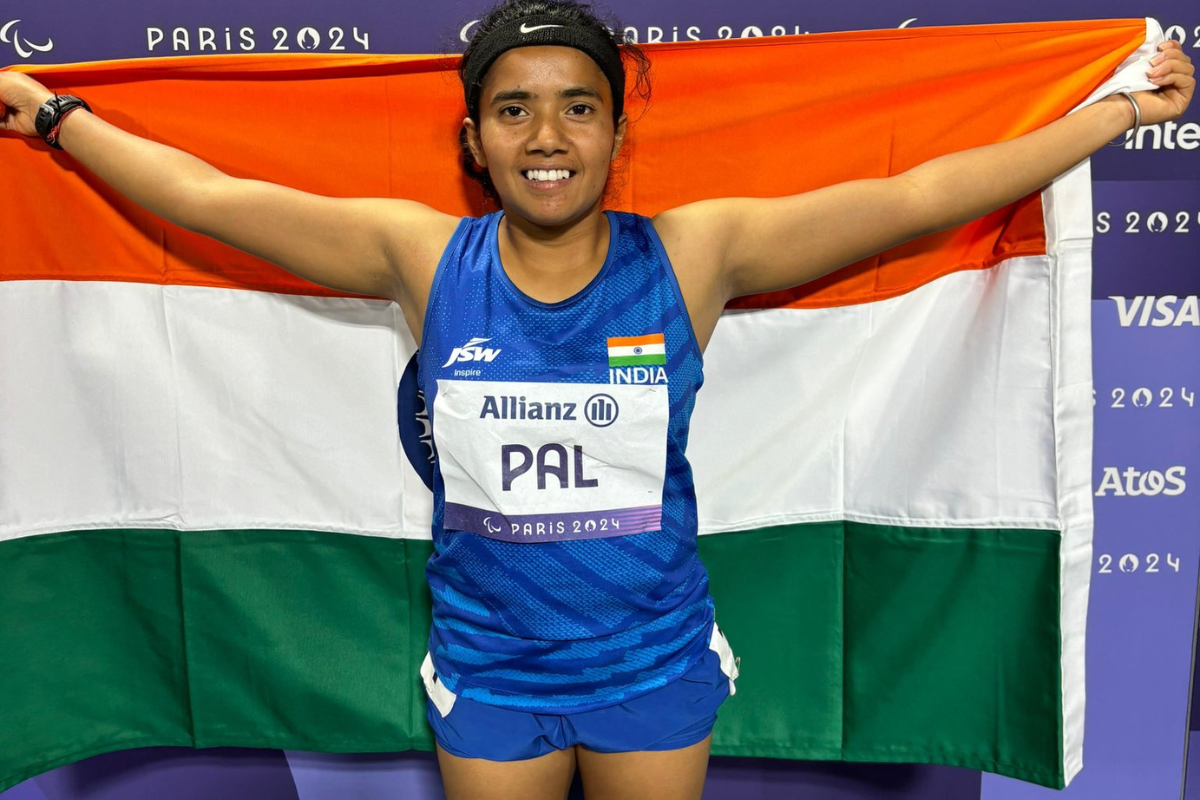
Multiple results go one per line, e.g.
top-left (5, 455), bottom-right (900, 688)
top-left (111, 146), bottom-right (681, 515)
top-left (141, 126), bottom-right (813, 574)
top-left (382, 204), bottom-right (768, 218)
top-left (34, 94), bottom-right (91, 150)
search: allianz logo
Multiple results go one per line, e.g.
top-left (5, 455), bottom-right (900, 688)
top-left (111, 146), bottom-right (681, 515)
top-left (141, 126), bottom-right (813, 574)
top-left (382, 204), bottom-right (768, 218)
top-left (1117, 120), bottom-right (1200, 150)
top-left (1095, 466), bottom-right (1187, 497)
top-left (442, 337), bottom-right (502, 368)
top-left (1111, 296), bottom-right (1200, 327)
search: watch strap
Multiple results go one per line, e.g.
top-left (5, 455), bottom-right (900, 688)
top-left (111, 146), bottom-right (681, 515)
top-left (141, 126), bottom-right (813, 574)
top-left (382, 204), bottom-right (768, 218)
top-left (35, 94), bottom-right (91, 150)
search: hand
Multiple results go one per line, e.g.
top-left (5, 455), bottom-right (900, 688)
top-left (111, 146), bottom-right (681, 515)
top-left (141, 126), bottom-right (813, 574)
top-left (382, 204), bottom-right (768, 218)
top-left (1133, 40), bottom-right (1195, 126)
top-left (0, 72), bottom-right (55, 138)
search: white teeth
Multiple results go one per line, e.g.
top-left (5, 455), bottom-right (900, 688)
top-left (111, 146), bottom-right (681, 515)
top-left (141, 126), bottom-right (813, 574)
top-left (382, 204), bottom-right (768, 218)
top-left (524, 169), bottom-right (571, 181)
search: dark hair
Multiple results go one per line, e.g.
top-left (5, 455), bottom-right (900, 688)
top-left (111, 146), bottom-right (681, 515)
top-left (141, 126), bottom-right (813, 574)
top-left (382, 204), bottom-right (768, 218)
top-left (457, 0), bottom-right (652, 204)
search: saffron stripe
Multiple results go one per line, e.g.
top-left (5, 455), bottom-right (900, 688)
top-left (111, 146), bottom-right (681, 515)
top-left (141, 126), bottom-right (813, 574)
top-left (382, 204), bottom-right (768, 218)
top-left (2, 23), bottom-right (1144, 307)
top-left (607, 334), bottom-right (665, 348)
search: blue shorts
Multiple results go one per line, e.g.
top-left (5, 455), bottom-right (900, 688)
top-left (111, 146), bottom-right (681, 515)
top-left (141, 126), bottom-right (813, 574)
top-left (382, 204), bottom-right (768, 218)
top-left (422, 620), bottom-right (740, 761)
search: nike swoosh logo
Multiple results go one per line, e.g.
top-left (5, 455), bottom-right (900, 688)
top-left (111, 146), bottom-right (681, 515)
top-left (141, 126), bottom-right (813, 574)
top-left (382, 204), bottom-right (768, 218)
top-left (519, 23), bottom-right (563, 33)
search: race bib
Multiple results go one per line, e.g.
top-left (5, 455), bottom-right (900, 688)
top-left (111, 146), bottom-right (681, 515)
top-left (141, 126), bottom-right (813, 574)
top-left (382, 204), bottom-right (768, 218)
top-left (433, 379), bottom-right (668, 543)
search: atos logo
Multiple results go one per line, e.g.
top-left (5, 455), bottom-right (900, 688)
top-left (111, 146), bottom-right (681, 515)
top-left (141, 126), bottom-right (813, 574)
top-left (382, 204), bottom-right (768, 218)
top-left (1111, 296), bottom-right (1200, 327)
top-left (442, 337), bottom-right (502, 368)
top-left (1095, 466), bottom-right (1187, 497)
top-left (0, 19), bottom-right (52, 58)
top-left (584, 393), bottom-right (619, 428)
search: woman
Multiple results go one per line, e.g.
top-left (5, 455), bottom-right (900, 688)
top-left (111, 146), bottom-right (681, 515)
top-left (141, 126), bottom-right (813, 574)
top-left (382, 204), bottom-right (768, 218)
top-left (0, 1), bottom-right (1192, 798)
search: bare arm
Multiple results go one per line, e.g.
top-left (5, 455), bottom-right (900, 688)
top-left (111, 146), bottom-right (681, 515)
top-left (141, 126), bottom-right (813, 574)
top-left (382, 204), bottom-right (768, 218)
top-left (658, 40), bottom-right (1194, 328)
top-left (723, 94), bottom-right (1132, 297)
top-left (0, 72), bottom-right (457, 321)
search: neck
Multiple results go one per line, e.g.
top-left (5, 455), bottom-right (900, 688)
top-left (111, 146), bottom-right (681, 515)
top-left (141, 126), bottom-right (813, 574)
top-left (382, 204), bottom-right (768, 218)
top-left (497, 206), bottom-right (611, 303)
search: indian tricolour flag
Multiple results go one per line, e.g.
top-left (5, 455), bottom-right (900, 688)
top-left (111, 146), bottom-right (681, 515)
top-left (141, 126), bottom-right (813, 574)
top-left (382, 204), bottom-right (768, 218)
top-left (0, 19), bottom-right (1161, 792)
top-left (608, 334), bottom-right (667, 366)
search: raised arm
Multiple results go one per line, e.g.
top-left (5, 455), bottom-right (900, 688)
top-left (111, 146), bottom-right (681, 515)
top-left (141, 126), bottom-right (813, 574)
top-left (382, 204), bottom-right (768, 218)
top-left (656, 41), bottom-right (1194, 349)
top-left (0, 72), bottom-right (459, 338)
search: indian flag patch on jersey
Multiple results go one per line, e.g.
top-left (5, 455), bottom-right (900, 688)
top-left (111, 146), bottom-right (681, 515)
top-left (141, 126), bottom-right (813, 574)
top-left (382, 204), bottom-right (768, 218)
top-left (607, 334), bottom-right (666, 367)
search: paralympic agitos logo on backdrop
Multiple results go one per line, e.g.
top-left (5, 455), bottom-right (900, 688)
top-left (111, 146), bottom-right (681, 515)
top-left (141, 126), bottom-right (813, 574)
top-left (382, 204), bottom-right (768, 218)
top-left (0, 18), bottom-right (53, 58)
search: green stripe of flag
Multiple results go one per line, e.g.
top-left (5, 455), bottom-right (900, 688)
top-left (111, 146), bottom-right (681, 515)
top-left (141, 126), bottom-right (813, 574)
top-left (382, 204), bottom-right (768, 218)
top-left (609, 354), bottom-right (667, 367)
top-left (0, 522), bottom-right (1063, 792)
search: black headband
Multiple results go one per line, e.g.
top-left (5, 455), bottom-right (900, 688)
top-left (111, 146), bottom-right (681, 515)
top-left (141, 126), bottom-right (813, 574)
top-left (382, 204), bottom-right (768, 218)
top-left (462, 16), bottom-right (626, 120)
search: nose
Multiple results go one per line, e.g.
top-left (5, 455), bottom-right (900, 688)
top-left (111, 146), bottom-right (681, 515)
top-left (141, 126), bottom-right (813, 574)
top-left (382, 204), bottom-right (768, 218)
top-left (527, 113), bottom-right (568, 155)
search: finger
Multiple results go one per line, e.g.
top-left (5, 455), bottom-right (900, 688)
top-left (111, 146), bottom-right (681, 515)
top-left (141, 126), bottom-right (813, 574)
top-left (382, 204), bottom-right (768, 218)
top-left (1162, 47), bottom-right (1192, 66)
top-left (1149, 71), bottom-right (1186, 89)
top-left (1150, 47), bottom-right (1189, 67)
top-left (1151, 61), bottom-right (1196, 83)
top-left (1149, 55), bottom-right (1194, 80)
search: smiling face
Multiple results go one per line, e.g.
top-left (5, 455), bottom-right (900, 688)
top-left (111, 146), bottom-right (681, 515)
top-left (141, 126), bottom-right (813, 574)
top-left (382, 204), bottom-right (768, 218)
top-left (464, 46), bottom-right (627, 229)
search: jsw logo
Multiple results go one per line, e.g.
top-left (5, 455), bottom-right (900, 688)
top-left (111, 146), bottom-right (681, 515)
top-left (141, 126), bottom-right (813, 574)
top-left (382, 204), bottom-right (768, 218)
top-left (1111, 295), bottom-right (1200, 327)
top-left (442, 337), bottom-right (502, 368)
top-left (1095, 466), bottom-right (1187, 497)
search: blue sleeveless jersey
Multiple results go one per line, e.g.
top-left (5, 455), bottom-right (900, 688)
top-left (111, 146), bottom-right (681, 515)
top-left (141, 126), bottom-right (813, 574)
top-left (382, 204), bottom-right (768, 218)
top-left (417, 210), bottom-right (715, 714)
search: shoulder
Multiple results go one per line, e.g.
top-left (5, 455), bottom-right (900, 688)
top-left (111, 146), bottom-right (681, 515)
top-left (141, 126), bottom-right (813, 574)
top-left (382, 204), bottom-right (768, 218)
top-left (377, 202), bottom-right (486, 283)
top-left (650, 200), bottom-right (743, 259)
top-left (375, 200), bottom-right (471, 255)
top-left (644, 202), bottom-right (744, 352)
top-left (369, 201), bottom-right (473, 342)
top-left (649, 200), bottom-right (745, 279)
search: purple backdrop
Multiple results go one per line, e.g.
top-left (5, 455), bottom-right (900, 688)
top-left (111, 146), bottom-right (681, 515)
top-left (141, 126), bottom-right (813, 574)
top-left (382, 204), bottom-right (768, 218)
top-left (1, 0), bottom-right (1197, 797)
top-left (982, 300), bottom-right (1200, 800)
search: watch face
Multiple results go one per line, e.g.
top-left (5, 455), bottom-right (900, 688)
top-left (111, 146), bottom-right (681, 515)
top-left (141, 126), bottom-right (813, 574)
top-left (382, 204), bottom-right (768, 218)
top-left (34, 103), bottom-right (55, 137)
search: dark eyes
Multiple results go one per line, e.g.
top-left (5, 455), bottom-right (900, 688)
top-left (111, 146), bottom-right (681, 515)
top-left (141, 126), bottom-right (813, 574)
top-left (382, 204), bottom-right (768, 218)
top-left (498, 104), bottom-right (595, 118)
